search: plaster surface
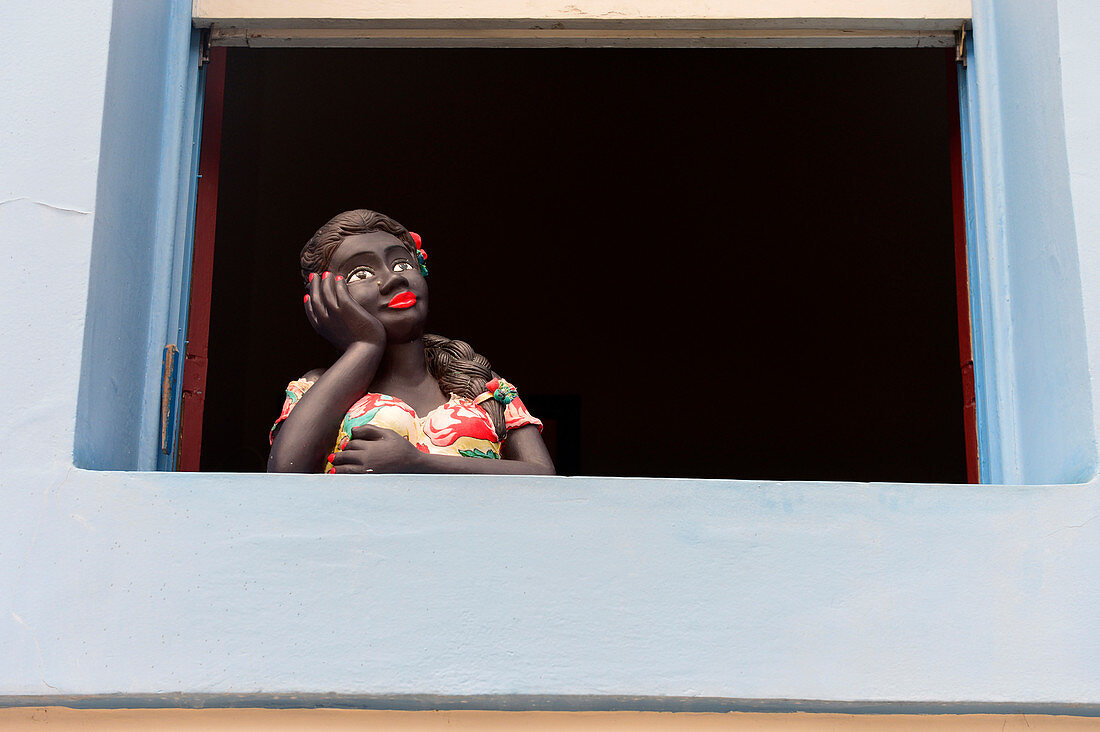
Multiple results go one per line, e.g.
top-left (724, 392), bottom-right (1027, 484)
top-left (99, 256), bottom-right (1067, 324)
top-left (1, 0), bottom-right (1098, 711)
top-left (3, 472), bottom-right (1099, 701)
top-left (192, 0), bottom-right (973, 25)
top-left (1058, 0), bottom-right (1100, 450)
top-left (0, 708), bottom-right (1095, 730)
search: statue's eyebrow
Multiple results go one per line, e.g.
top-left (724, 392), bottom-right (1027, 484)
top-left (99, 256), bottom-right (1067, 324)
top-left (339, 254), bottom-right (379, 268)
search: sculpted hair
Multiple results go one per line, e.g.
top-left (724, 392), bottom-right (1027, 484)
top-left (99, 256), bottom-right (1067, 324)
top-left (300, 209), bottom-right (507, 439)
top-left (422, 334), bottom-right (507, 441)
top-left (299, 208), bottom-right (415, 284)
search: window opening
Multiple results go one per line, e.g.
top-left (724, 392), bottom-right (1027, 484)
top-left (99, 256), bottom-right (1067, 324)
top-left (181, 46), bottom-right (976, 482)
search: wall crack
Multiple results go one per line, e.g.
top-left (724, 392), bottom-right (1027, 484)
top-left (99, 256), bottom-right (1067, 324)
top-left (0, 196), bottom-right (91, 215)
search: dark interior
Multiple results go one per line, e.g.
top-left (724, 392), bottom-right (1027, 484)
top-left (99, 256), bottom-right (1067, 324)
top-left (200, 47), bottom-right (968, 482)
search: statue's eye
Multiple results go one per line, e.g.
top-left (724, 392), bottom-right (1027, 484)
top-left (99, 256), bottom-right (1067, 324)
top-left (347, 266), bottom-right (375, 282)
top-left (392, 260), bottom-right (414, 272)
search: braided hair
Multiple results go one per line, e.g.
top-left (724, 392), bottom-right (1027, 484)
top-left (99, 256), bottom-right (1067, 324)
top-left (300, 209), bottom-right (508, 440)
top-left (422, 334), bottom-right (506, 441)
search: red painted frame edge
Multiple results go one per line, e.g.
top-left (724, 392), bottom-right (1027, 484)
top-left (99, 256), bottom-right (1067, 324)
top-left (178, 46), bottom-right (227, 471)
top-left (947, 48), bottom-right (980, 483)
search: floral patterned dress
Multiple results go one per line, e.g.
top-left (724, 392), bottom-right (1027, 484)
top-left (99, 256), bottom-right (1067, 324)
top-left (270, 378), bottom-right (542, 473)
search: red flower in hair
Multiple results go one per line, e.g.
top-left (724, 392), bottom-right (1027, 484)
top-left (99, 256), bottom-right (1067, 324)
top-left (409, 231), bottom-right (429, 274)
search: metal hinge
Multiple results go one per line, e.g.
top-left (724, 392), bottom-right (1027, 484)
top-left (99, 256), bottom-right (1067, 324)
top-left (160, 344), bottom-right (180, 454)
top-left (955, 23), bottom-right (968, 67)
top-left (199, 28), bottom-right (212, 68)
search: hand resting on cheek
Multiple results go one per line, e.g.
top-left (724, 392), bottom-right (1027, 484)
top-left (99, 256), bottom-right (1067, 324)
top-left (303, 271), bottom-right (386, 352)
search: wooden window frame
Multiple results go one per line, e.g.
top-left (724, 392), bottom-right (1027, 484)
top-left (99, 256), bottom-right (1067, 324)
top-left (178, 1), bottom-right (979, 480)
top-left (193, 0), bottom-right (971, 48)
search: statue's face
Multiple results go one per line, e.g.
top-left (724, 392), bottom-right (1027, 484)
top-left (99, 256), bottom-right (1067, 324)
top-left (328, 231), bottom-right (429, 343)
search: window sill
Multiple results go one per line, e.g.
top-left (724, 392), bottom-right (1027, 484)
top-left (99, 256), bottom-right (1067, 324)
top-left (7, 466), bottom-right (1099, 701)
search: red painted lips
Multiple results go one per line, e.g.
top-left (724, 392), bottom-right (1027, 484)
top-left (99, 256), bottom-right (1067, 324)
top-left (387, 292), bottom-right (417, 309)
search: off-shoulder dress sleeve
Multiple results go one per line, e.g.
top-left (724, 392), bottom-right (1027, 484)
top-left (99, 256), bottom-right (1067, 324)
top-left (269, 378), bottom-right (316, 445)
top-left (503, 394), bottom-right (543, 433)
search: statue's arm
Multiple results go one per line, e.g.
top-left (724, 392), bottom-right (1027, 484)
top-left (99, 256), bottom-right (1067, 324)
top-left (329, 423), bottom-right (555, 475)
top-left (498, 424), bottom-right (555, 473)
top-left (415, 425), bottom-right (554, 475)
top-left (267, 344), bottom-right (384, 473)
top-left (268, 273), bottom-right (386, 473)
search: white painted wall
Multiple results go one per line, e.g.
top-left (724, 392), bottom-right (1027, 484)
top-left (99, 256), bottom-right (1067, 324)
top-left (0, 2), bottom-right (110, 470)
top-left (0, 0), bottom-right (1097, 710)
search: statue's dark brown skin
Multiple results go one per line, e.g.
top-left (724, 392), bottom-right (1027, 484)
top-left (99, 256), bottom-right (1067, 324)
top-left (267, 230), bottom-right (554, 475)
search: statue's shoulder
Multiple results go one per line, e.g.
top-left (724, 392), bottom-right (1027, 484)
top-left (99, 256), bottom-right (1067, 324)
top-left (300, 367), bottom-right (327, 382)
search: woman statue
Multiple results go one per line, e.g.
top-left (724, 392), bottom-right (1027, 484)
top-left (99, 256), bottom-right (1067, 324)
top-left (267, 209), bottom-right (554, 475)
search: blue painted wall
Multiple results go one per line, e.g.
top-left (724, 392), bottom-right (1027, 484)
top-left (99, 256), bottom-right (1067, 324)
top-left (1, 0), bottom-right (1098, 709)
top-left (75, 0), bottom-right (198, 471)
top-left (967, 0), bottom-right (1095, 484)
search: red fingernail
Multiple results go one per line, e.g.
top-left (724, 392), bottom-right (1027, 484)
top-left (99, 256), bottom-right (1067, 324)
top-left (322, 271), bottom-right (330, 280)
top-left (335, 275), bottom-right (344, 281)
top-left (303, 294), bottom-right (309, 303)
top-left (308, 273), bottom-right (315, 282)
top-left (327, 453), bottom-right (335, 463)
